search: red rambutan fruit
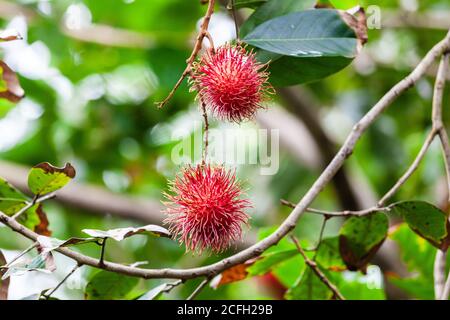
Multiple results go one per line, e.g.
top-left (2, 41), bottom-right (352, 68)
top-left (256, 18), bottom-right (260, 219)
top-left (190, 43), bottom-right (273, 123)
top-left (163, 164), bottom-right (251, 254)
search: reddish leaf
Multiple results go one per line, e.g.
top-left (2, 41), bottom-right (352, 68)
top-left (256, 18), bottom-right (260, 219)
top-left (0, 29), bottom-right (22, 42)
top-left (34, 204), bottom-right (52, 236)
top-left (210, 258), bottom-right (259, 289)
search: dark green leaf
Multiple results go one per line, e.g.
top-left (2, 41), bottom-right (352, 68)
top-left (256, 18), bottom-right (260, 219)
top-left (315, 237), bottom-right (346, 271)
top-left (240, 0), bottom-right (316, 38)
top-left (391, 201), bottom-right (450, 250)
top-left (265, 51), bottom-right (352, 86)
top-left (243, 9), bottom-right (359, 58)
top-left (339, 212), bottom-right (389, 272)
top-left (28, 162), bottom-right (76, 196)
top-left (85, 271), bottom-right (139, 300)
top-left (258, 50), bottom-right (352, 86)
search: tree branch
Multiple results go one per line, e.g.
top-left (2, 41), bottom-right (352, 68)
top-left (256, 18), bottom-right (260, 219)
top-left (155, 0), bottom-right (216, 109)
top-left (1, 31), bottom-right (448, 282)
top-left (430, 53), bottom-right (450, 300)
top-left (434, 250), bottom-right (447, 299)
top-left (43, 263), bottom-right (82, 300)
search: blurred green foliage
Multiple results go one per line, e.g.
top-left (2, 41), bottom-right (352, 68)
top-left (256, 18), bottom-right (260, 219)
top-left (0, 0), bottom-right (449, 300)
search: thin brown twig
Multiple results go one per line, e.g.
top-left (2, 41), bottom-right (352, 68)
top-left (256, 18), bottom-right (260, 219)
top-left (201, 100), bottom-right (210, 163)
top-left (280, 199), bottom-right (389, 217)
top-left (228, 0), bottom-right (240, 40)
top-left (43, 263), bottom-right (82, 300)
top-left (290, 236), bottom-right (345, 300)
top-left (311, 216), bottom-right (329, 258)
top-left (187, 277), bottom-right (211, 300)
top-left (0, 242), bottom-right (37, 270)
top-left (99, 238), bottom-right (107, 267)
top-left (11, 193), bottom-right (55, 220)
top-left (378, 129), bottom-right (438, 206)
top-left (155, 0), bottom-right (216, 109)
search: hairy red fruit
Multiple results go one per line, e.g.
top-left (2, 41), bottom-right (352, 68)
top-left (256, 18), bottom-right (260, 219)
top-left (190, 43), bottom-right (273, 123)
top-left (163, 164), bottom-right (251, 254)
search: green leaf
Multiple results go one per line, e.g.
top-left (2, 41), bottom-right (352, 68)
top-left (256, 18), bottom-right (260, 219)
top-left (388, 223), bottom-right (436, 299)
top-left (0, 178), bottom-right (51, 235)
top-left (390, 223), bottom-right (435, 277)
top-left (240, 0), bottom-right (316, 38)
top-left (262, 51), bottom-right (352, 86)
top-left (243, 9), bottom-right (359, 58)
top-left (256, 226), bottom-right (297, 252)
top-left (247, 249), bottom-right (298, 276)
top-left (0, 250), bottom-right (9, 300)
top-left (271, 255), bottom-right (306, 288)
top-left (339, 212), bottom-right (389, 272)
top-left (285, 267), bottom-right (334, 300)
top-left (0, 61), bottom-right (25, 103)
top-left (330, 0), bottom-right (360, 9)
top-left (388, 277), bottom-right (434, 300)
top-left (82, 224), bottom-right (170, 241)
top-left (234, 0), bottom-right (267, 9)
top-left (28, 162), bottom-right (76, 196)
top-left (0, 177), bottom-right (27, 215)
top-left (391, 201), bottom-right (450, 250)
top-left (315, 237), bottom-right (347, 271)
top-left (331, 267), bottom-right (386, 300)
top-left (85, 271), bottom-right (139, 300)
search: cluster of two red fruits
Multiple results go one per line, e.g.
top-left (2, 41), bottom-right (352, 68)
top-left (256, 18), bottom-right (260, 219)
top-left (163, 43), bottom-right (274, 254)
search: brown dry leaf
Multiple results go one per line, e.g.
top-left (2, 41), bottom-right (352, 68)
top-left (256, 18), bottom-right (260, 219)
top-left (339, 7), bottom-right (368, 52)
top-left (0, 61), bottom-right (24, 103)
top-left (33, 162), bottom-right (76, 178)
top-left (0, 29), bottom-right (22, 42)
top-left (34, 204), bottom-right (52, 236)
top-left (210, 258), bottom-right (259, 289)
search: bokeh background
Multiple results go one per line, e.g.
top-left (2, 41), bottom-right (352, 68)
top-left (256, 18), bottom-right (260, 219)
top-left (0, 0), bottom-right (449, 299)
